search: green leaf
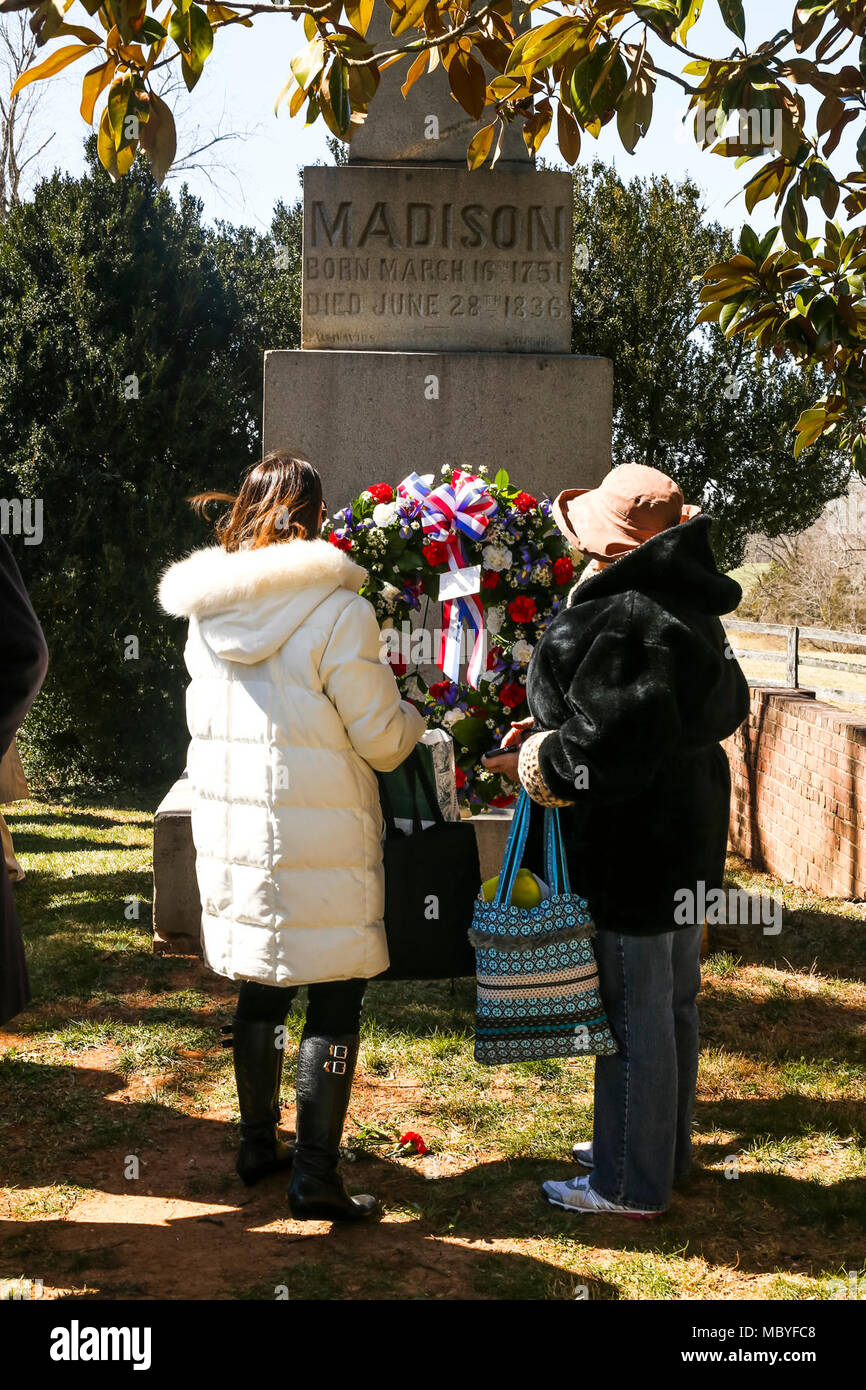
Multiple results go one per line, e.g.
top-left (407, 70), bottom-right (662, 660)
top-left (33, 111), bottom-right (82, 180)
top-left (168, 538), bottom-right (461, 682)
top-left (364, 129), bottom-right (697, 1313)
top-left (738, 224), bottom-right (761, 262)
top-left (448, 716), bottom-right (487, 752)
top-left (170, 2), bottom-right (213, 90)
top-left (494, 469), bottom-right (510, 489)
top-left (329, 56), bottom-right (350, 135)
top-left (633, 0), bottom-right (680, 33)
top-left (139, 15), bottom-right (167, 41)
top-left (717, 0), bottom-right (745, 42)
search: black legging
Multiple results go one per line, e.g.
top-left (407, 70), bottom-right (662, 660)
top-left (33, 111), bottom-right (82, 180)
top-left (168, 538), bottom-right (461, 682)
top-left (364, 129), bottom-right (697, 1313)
top-left (236, 977), bottom-right (367, 1035)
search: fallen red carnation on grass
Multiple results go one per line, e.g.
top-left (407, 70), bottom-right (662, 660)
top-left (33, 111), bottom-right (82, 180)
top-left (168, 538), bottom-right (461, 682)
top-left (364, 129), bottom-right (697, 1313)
top-left (398, 1130), bottom-right (429, 1156)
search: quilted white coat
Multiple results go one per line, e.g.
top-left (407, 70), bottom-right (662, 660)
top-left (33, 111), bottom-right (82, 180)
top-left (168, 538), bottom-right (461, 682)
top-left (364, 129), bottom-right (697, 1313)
top-left (159, 537), bottom-right (426, 986)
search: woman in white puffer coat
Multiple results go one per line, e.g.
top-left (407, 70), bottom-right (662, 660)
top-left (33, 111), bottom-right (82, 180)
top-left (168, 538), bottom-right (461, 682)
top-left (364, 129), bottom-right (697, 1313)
top-left (159, 451), bottom-right (425, 1222)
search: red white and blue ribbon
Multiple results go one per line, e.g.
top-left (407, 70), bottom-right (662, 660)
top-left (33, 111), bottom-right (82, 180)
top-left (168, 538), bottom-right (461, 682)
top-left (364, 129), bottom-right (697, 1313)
top-left (396, 470), bottom-right (498, 688)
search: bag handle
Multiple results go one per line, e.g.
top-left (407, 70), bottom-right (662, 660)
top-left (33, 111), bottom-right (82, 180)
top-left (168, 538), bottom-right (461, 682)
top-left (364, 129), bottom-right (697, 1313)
top-left (492, 790), bottom-right (572, 904)
top-left (543, 805), bottom-right (571, 895)
top-left (493, 789), bottom-right (532, 904)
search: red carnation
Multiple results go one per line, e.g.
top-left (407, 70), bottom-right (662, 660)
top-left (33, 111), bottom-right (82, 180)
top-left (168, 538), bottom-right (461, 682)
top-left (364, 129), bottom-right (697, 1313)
top-left (490, 793), bottom-right (516, 808)
top-left (553, 556), bottom-right (575, 585)
top-left (388, 657), bottom-right (407, 678)
top-left (486, 647), bottom-right (503, 670)
top-left (428, 680), bottom-right (453, 701)
top-left (514, 491), bottom-right (537, 512)
top-left (499, 682), bottom-right (526, 710)
top-left (481, 571), bottom-right (500, 590)
top-left (328, 533), bottom-right (352, 552)
top-left (423, 541), bottom-right (448, 566)
top-left (508, 596), bottom-right (537, 623)
top-left (398, 1130), bottom-right (429, 1157)
top-left (368, 483), bottom-right (394, 503)
top-left (455, 767), bottom-right (467, 789)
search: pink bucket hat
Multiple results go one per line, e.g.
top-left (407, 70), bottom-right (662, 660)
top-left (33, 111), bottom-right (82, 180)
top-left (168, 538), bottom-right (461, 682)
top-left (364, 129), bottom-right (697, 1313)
top-left (552, 463), bottom-right (701, 562)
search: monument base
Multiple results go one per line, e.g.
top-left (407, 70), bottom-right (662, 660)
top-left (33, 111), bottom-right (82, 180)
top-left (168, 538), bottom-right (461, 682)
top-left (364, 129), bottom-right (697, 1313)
top-left (263, 349), bottom-right (612, 506)
top-left (152, 778), bottom-right (513, 959)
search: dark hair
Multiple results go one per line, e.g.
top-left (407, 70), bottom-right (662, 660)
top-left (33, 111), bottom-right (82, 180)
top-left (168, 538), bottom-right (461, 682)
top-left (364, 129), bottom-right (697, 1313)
top-left (189, 450), bottom-right (324, 551)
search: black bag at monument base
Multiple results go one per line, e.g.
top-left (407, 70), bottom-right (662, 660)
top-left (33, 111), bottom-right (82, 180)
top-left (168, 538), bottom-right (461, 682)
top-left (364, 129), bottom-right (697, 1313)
top-left (377, 748), bottom-right (480, 981)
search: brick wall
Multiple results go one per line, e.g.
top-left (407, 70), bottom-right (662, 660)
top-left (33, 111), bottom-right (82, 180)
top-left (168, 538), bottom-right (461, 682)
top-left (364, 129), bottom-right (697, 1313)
top-left (724, 685), bottom-right (866, 900)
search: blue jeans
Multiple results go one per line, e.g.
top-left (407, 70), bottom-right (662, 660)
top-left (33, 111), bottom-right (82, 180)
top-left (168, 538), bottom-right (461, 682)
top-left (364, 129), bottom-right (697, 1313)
top-left (590, 925), bottom-right (703, 1212)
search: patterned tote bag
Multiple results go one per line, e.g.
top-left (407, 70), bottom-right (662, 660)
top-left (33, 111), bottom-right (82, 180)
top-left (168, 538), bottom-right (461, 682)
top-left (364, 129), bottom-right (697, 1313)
top-left (469, 789), bottom-right (618, 1064)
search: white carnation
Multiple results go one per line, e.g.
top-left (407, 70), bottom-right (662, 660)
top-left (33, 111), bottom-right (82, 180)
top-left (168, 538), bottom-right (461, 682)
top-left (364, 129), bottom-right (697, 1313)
top-left (380, 582), bottom-right (401, 605)
top-left (443, 708), bottom-right (464, 728)
top-left (373, 502), bottom-right (398, 527)
top-left (512, 640), bottom-right (534, 665)
top-left (485, 604), bottom-right (505, 635)
top-left (482, 543), bottom-right (512, 572)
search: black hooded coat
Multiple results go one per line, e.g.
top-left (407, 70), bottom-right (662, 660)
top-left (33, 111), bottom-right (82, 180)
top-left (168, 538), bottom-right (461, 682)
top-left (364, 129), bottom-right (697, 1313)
top-left (524, 516), bottom-right (751, 936)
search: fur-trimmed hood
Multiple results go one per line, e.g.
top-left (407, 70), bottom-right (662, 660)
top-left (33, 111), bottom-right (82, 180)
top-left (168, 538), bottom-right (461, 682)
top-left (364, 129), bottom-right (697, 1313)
top-left (159, 537), bottom-right (369, 665)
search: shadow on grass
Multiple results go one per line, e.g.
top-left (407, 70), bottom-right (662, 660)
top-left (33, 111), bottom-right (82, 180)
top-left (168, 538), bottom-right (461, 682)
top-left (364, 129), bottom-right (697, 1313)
top-left (709, 906), bottom-right (866, 981)
top-left (1, 1061), bottom-right (863, 1297)
top-left (700, 986), bottom-right (866, 1063)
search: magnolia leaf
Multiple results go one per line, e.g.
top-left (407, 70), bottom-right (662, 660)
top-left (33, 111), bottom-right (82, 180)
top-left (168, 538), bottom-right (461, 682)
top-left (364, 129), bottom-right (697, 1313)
top-left (139, 89), bottom-right (177, 185)
top-left (448, 51), bottom-right (487, 121)
top-left (329, 56), bottom-right (351, 135)
top-left (467, 120), bottom-right (496, 171)
top-left (717, 0), bottom-right (745, 42)
top-left (11, 40), bottom-right (97, 97)
top-left (390, 0), bottom-right (428, 38)
top-left (557, 102), bottom-right (581, 165)
top-left (97, 105), bottom-right (119, 178)
top-left (290, 38), bottom-right (325, 91)
top-left (80, 57), bottom-right (116, 124)
top-left (674, 0), bottom-right (704, 44)
top-left (344, 0), bottom-right (373, 35)
top-left (401, 48), bottom-right (428, 99)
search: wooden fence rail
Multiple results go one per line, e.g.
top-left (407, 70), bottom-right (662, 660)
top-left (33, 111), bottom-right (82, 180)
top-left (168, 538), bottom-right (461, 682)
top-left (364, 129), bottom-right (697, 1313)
top-left (723, 618), bottom-right (866, 706)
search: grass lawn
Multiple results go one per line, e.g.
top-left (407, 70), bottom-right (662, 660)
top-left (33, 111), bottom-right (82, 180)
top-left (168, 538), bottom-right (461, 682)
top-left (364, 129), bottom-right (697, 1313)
top-left (0, 798), bottom-right (864, 1301)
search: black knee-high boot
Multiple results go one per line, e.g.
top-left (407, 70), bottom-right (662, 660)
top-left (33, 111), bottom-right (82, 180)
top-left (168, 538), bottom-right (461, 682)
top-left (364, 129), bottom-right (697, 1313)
top-left (287, 1033), bottom-right (377, 1222)
top-left (224, 1018), bottom-right (295, 1186)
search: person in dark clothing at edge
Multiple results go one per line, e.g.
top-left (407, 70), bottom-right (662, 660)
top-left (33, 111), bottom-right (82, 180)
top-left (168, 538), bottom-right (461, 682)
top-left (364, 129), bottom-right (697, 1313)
top-left (484, 464), bottom-right (750, 1218)
top-left (0, 538), bottom-right (49, 1026)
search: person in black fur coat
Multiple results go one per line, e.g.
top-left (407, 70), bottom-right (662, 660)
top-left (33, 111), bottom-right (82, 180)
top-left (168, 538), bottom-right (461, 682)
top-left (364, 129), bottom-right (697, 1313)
top-left (484, 464), bottom-right (750, 1218)
top-left (0, 538), bottom-right (48, 1026)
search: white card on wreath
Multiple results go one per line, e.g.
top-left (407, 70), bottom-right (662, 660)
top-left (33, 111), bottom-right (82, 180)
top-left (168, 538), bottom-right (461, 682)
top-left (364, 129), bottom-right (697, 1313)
top-left (438, 565), bottom-right (482, 601)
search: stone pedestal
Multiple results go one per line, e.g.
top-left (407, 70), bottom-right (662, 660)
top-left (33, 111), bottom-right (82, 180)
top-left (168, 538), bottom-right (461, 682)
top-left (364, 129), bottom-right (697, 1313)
top-left (152, 778), bottom-right (513, 959)
top-left (263, 349), bottom-right (611, 505)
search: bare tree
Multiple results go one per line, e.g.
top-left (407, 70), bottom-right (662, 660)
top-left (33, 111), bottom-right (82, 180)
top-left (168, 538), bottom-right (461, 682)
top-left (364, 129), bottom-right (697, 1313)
top-left (0, 12), bottom-right (53, 217)
top-left (153, 69), bottom-right (260, 211)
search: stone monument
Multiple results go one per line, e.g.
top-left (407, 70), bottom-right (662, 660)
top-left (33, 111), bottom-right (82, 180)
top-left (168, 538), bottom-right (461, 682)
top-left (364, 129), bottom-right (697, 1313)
top-left (263, 12), bottom-right (613, 503)
top-left (151, 28), bottom-right (614, 955)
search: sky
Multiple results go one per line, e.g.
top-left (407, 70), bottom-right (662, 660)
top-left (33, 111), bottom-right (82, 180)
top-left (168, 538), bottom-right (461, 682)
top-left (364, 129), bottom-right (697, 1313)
top-left (19, 0), bottom-right (844, 237)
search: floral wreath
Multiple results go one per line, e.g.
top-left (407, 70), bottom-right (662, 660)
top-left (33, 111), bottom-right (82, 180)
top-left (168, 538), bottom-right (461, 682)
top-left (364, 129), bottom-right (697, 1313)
top-left (323, 465), bottom-right (580, 812)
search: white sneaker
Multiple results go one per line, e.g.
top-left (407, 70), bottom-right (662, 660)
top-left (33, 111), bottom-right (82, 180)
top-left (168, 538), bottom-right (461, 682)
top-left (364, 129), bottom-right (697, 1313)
top-left (572, 1140), bottom-right (593, 1168)
top-left (542, 1174), bottom-right (663, 1219)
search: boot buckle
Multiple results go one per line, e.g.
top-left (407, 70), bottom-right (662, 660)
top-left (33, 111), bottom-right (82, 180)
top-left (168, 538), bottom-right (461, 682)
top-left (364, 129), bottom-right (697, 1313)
top-left (324, 1043), bottom-right (349, 1075)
